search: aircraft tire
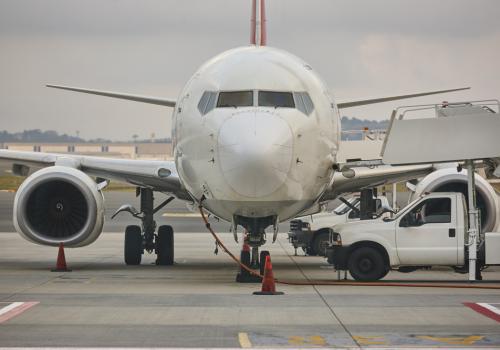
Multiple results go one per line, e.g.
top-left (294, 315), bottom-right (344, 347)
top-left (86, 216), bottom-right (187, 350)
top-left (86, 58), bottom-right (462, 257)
top-left (157, 225), bottom-right (174, 266)
top-left (124, 225), bottom-right (142, 265)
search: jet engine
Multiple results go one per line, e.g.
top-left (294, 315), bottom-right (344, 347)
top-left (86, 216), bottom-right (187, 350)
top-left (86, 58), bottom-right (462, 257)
top-left (410, 167), bottom-right (500, 232)
top-left (13, 166), bottom-right (105, 247)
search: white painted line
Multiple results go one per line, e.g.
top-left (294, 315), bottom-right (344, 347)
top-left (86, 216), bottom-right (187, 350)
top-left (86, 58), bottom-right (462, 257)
top-left (0, 301), bottom-right (39, 323)
top-left (0, 302), bottom-right (24, 317)
top-left (0, 348), bottom-right (494, 350)
top-left (477, 302), bottom-right (500, 316)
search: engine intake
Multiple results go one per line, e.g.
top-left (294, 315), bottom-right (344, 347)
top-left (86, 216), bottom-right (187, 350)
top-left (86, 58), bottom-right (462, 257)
top-left (14, 166), bottom-right (105, 247)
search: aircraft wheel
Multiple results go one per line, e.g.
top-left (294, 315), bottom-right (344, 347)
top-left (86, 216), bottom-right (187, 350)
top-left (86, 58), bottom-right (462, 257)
top-left (259, 250), bottom-right (270, 275)
top-left (156, 225), bottom-right (174, 265)
top-left (348, 247), bottom-right (387, 281)
top-left (241, 249), bottom-right (251, 268)
top-left (124, 225), bottom-right (142, 265)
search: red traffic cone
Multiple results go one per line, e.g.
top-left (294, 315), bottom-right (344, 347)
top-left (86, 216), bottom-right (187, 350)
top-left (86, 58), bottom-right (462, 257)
top-left (253, 255), bottom-right (284, 295)
top-left (51, 242), bottom-right (71, 272)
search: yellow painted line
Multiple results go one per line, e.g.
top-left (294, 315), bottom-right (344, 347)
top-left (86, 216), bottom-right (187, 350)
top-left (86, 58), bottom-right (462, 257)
top-left (352, 335), bottom-right (387, 346)
top-left (289, 335), bottom-right (327, 346)
top-left (417, 335), bottom-right (484, 346)
top-left (238, 332), bottom-right (252, 348)
top-left (161, 212), bottom-right (201, 218)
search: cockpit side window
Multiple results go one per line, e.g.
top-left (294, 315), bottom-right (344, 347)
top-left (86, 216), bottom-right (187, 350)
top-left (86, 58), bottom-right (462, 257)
top-left (217, 91), bottom-right (253, 108)
top-left (198, 91), bottom-right (218, 115)
top-left (258, 91), bottom-right (295, 108)
top-left (294, 92), bottom-right (315, 115)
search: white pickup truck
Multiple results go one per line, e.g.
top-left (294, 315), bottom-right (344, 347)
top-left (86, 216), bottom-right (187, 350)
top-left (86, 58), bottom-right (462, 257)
top-left (326, 192), bottom-right (500, 281)
top-left (288, 195), bottom-right (392, 256)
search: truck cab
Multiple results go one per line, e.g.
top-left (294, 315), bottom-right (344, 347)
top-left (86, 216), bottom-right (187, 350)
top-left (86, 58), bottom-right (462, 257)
top-left (288, 195), bottom-right (392, 256)
top-left (327, 192), bottom-right (469, 281)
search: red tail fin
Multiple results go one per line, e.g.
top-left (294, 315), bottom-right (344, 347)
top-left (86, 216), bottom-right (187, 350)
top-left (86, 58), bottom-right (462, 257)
top-left (250, 0), bottom-right (267, 46)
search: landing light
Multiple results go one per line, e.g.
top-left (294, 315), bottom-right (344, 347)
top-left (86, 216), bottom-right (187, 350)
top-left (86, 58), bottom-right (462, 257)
top-left (157, 168), bottom-right (171, 178)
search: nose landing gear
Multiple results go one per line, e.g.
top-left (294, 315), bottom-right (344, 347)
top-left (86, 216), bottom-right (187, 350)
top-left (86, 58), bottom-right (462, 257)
top-left (230, 215), bottom-right (278, 282)
top-left (235, 231), bottom-right (271, 283)
top-left (112, 188), bottom-right (175, 266)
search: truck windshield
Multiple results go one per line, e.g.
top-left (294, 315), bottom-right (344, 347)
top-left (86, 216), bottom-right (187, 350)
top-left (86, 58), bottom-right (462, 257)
top-left (334, 198), bottom-right (359, 215)
top-left (384, 196), bottom-right (431, 222)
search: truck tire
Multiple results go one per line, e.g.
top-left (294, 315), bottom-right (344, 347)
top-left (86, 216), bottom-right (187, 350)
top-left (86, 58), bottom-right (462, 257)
top-left (348, 246), bottom-right (388, 281)
top-left (311, 231), bottom-right (330, 257)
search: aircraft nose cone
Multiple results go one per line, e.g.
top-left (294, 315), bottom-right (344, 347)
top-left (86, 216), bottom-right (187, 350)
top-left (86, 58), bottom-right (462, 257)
top-left (218, 111), bottom-right (293, 198)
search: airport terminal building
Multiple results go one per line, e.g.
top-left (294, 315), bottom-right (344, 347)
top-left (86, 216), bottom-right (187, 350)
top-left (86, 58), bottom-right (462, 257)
top-left (0, 142), bottom-right (173, 160)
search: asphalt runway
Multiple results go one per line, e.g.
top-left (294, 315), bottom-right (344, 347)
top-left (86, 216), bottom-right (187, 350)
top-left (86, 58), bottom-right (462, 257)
top-left (0, 232), bottom-right (500, 348)
top-left (1, 191), bottom-right (499, 348)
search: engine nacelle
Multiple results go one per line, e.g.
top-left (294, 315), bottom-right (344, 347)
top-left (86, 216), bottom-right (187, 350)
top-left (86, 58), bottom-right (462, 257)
top-left (14, 166), bottom-right (105, 247)
top-left (410, 167), bottom-right (500, 232)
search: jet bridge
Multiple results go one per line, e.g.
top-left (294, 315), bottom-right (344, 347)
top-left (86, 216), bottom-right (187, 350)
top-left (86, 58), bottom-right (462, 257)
top-left (381, 100), bottom-right (500, 281)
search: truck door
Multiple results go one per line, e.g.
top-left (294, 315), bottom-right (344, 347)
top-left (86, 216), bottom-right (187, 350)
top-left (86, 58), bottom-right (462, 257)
top-left (396, 197), bottom-right (458, 265)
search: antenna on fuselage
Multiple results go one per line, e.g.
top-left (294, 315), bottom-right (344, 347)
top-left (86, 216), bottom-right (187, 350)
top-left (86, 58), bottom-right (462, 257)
top-left (251, 0), bottom-right (267, 46)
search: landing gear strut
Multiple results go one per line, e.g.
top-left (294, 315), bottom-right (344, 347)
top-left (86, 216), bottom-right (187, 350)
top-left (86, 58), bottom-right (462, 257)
top-left (113, 188), bottom-right (175, 266)
top-left (235, 226), bottom-right (271, 282)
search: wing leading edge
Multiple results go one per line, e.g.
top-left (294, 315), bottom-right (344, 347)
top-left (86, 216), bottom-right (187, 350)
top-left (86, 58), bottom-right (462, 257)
top-left (0, 150), bottom-right (190, 200)
top-left (46, 84), bottom-right (176, 107)
top-left (337, 87), bottom-right (470, 109)
top-left (321, 164), bottom-right (434, 201)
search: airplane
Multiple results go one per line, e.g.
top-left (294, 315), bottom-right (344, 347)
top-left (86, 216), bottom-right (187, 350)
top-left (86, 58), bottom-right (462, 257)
top-left (1, 0), bottom-right (498, 277)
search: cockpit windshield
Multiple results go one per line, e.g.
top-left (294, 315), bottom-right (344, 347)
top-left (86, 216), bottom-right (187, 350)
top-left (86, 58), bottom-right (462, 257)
top-left (217, 91), bottom-right (253, 108)
top-left (198, 90), bottom-right (314, 115)
top-left (258, 91), bottom-right (295, 108)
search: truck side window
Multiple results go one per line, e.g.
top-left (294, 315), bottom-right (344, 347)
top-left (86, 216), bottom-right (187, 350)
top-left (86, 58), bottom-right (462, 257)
top-left (401, 197), bottom-right (451, 227)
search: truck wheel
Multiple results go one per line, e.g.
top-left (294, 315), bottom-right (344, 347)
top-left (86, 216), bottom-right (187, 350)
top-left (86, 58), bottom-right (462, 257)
top-left (348, 247), bottom-right (388, 281)
top-left (312, 231), bottom-right (330, 257)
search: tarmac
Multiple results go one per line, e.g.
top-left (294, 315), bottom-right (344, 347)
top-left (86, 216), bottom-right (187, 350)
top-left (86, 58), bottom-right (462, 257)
top-left (0, 192), bottom-right (500, 348)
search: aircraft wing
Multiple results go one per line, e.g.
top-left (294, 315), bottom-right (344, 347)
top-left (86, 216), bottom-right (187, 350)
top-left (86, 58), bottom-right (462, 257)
top-left (337, 87), bottom-right (470, 109)
top-left (46, 84), bottom-right (176, 107)
top-left (320, 164), bottom-right (434, 201)
top-left (0, 150), bottom-right (191, 200)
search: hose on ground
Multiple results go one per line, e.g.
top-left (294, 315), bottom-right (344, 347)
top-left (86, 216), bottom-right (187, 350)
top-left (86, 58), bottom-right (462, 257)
top-left (198, 204), bottom-right (500, 290)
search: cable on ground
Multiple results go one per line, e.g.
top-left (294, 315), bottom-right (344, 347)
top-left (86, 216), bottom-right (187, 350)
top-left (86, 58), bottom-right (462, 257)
top-left (198, 204), bottom-right (500, 290)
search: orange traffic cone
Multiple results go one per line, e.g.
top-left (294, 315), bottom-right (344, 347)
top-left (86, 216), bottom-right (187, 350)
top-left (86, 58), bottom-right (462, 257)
top-left (51, 243), bottom-right (71, 272)
top-left (253, 255), bottom-right (284, 295)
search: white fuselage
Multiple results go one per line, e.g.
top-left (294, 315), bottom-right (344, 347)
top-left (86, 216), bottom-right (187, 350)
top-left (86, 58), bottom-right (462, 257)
top-left (173, 46), bottom-right (339, 222)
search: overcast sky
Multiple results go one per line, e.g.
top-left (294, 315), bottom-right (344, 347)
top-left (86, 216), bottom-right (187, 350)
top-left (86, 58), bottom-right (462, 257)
top-left (1, 0), bottom-right (499, 140)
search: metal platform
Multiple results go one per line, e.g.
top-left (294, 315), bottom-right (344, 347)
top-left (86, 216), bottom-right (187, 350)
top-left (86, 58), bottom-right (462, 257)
top-left (381, 100), bottom-right (500, 165)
